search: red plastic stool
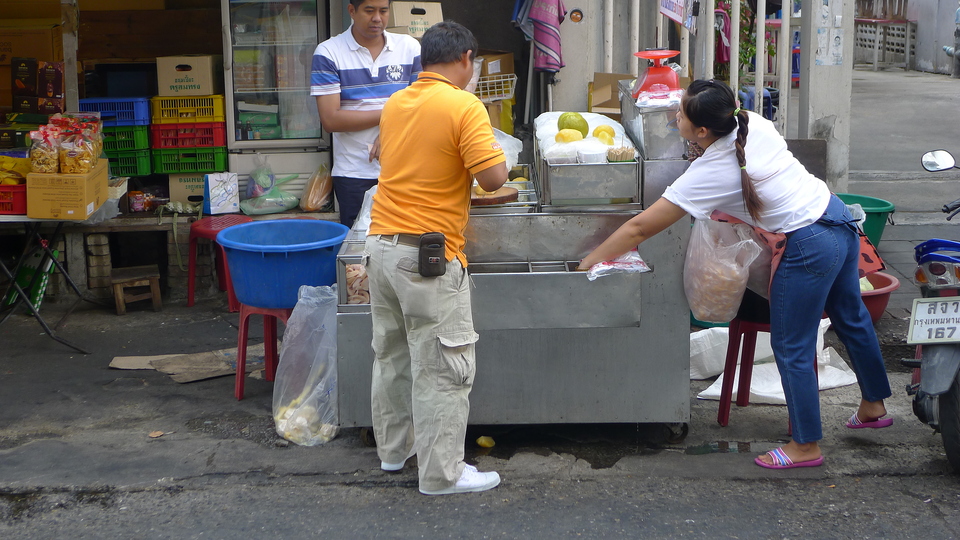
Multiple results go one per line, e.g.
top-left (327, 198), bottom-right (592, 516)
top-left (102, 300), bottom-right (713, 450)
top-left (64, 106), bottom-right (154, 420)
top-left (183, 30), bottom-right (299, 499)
top-left (235, 303), bottom-right (294, 400)
top-left (717, 316), bottom-right (820, 430)
top-left (187, 215), bottom-right (252, 312)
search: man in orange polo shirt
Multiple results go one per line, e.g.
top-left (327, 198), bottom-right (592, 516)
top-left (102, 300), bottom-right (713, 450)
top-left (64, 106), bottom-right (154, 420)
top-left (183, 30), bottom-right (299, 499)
top-left (364, 21), bottom-right (508, 495)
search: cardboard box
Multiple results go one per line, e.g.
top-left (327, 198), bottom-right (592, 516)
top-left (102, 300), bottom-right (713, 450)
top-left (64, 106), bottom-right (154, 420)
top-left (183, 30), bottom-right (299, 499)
top-left (0, 24), bottom-right (63, 68)
top-left (11, 58), bottom-right (63, 99)
top-left (156, 55), bottom-right (224, 97)
top-left (168, 173), bottom-right (206, 205)
top-left (387, 2), bottom-right (443, 39)
top-left (478, 49), bottom-right (515, 77)
top-left (26, 160), bottom-right (108, 220)
top-left (588, 72), bottom-right (633, 123)
top-left (485, 101), bottom-right (502, 131)
top-left (78, 0), bottom-right (166, 10)
top-left (12, 96), bottom-right (63, 115)
top-left (37, 61), bottom-right (64, 98)
top-left (0, 125), bottom-right (32, 149)
top-left (0, 3), bottom-right (59, 19)
top-left (11, 57), bottom-right (38, 96)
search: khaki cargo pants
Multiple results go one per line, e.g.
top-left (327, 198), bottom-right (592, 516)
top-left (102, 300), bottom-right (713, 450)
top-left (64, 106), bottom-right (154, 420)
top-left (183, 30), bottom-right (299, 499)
top-left (364, 235), bottom-right (478, 492)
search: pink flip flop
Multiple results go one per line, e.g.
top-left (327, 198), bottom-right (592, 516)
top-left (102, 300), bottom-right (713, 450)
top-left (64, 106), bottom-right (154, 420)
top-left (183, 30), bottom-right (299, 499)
top-left (846, 413), bottom-right (894, 429)
top-left (754, 447), bottom-right (825, 469)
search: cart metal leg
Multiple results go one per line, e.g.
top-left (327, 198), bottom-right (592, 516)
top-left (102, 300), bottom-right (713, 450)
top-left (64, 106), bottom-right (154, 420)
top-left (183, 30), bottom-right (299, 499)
top-left (0, 221), bottom-right (96, 354)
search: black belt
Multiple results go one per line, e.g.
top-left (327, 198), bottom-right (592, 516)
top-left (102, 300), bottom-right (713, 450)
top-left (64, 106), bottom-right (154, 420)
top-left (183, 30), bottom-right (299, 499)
top-left (377, 233), bottom-right (420, 247)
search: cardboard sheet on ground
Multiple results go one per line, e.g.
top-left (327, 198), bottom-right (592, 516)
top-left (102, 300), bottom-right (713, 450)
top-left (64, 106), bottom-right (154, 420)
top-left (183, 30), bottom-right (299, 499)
top-left (690, 318), bottom-right (858, 404)
top-left (109, 343), bottom-right (267, 383)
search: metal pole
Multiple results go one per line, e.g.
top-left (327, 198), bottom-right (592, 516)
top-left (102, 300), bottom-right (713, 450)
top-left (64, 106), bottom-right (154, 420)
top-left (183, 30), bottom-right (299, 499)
top-left (730, 0), bottom-right (740, 92)
top-left (704, 0), bottom-right (716, 79)
top-left (754, 0), bottom-right (766, 116)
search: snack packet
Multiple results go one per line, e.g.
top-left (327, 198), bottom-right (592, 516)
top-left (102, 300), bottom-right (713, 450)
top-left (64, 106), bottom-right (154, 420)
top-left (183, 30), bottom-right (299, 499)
top-left (29, 126), bottom-right (60, 173)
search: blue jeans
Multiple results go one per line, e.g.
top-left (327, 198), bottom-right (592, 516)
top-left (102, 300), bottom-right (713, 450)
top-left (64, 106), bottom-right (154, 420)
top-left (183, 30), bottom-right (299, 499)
top-left (769, 194), bottom-right (892, 444)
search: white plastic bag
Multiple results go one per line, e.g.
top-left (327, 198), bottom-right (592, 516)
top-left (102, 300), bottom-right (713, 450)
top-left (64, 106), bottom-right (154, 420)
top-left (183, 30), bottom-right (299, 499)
top-left (494, 128), bottom-right (522, 171)
top-left (684, 219), bottom-right (762, 323)
top-left (696, 318), bottom-right (858, 403)
top-left (273, 285), bottom-right (339, 446)
top-left (351, 185), bottom-right (378, 234)
top-left (586, 249), bottom-right (652, 281)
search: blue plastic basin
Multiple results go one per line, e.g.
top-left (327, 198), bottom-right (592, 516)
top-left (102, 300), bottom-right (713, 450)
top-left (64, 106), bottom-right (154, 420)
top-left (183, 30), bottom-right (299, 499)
top-left (217, 219), bottom-right (349, 309)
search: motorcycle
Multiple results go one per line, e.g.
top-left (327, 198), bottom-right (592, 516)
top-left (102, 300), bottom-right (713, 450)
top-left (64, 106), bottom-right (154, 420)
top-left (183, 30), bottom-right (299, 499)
top-left (903, 150), bottom-right (960, 470)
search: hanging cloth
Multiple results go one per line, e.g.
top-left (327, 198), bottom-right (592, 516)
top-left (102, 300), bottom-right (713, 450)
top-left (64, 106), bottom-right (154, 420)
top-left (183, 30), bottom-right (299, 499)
top-left (528, 0), bottom-right (567, 72)
top-left (715, 9), bottom-right (732, 64)
top-left (512, 0), bottom-right (535, 41)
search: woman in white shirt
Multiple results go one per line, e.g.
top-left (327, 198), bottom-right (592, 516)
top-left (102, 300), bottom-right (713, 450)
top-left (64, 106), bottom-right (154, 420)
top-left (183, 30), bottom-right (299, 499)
top-left (579, 79), bottom-right (892, 470)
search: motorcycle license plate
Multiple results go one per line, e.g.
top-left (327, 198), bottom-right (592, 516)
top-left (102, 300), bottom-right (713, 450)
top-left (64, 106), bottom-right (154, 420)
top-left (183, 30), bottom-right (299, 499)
top-left (907, 296), bottom-right (960, 344)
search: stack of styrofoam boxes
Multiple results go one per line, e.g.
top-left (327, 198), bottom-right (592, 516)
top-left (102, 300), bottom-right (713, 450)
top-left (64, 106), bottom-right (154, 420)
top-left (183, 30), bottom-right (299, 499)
top-left (78, 97), bottom-right (152, 178)
top-left (151, 55), bottom-right (226, 206)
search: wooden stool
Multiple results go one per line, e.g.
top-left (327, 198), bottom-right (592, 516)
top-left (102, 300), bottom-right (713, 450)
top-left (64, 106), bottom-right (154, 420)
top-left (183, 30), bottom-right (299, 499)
top-left (111, 265), bottom-right (162, 316)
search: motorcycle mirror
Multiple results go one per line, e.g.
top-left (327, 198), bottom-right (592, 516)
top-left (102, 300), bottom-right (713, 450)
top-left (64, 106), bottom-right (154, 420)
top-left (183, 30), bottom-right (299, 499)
top-left (922, 150), bottom-right (957, 172)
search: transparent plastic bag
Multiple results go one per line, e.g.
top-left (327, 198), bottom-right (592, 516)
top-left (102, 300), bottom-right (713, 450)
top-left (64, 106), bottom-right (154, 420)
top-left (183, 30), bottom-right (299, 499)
top-left (246, 154), bottom-right (276, 199)
top-left (273, 285), bottom-right (339, 446)
top-left (240, 170), bottom-right (299, 215)
top-left (299, 162), bottom-right (332, 212)
top-left (351, 184), bottom-right (378, 234)
top-left (586, 249), bottom-right (652, 281)
top-left (684, 219), bottom-right (762, 323)
top-left (493, 128), bottom-right (522, 171)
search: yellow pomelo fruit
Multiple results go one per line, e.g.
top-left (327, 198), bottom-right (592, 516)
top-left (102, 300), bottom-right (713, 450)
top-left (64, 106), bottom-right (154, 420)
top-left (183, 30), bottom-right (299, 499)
top-left (593, 125), bottom-right (615, 139)
top-left (557, 112), bottom-right (589, 138)
top-left (555, 128), bottom-right (584, 143)
top-left (597, 132), bottom-right (615, 145)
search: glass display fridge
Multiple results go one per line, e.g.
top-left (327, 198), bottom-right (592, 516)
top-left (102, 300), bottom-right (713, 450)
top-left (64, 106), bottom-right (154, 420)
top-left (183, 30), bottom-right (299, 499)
top-left (220, 0), bottom-right (332, 196)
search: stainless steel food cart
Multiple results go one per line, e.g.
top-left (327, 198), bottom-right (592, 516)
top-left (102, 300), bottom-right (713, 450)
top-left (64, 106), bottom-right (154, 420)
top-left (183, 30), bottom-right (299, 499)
top-left (336, 212), bottom-right (690, 426)
top-left (335, 88), bottom-right (693, 427)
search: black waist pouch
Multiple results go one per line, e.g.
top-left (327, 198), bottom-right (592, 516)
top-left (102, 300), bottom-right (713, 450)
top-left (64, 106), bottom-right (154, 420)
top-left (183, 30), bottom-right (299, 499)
top-left (418, 232), bottom-right (446, 277)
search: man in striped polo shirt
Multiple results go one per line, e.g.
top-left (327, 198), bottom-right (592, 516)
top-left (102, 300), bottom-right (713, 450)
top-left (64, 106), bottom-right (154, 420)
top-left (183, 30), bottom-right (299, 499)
top-left (311, 0), bottom-right (422, 228)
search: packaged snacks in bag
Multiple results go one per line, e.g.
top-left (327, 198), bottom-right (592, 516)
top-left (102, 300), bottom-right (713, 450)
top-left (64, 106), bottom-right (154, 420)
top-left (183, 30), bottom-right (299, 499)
top-left (59, 132), bottom-right (98, 173)
top-left (29, 126), bottom-right (60, 173)
top-left (299, 162), bottom-right (332, 212)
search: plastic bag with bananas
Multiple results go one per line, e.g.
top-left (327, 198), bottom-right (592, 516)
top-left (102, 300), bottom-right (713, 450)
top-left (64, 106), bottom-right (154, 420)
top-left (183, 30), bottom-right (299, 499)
top-left (0, 151), bottom-right (31, 185)
top-left (272, 285), bottom-right (340, 446)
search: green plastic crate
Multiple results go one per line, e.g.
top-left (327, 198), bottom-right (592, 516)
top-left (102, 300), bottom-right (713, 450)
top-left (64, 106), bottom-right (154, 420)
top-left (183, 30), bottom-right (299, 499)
top-left (103, 125), bottom-right (150, 153)
top-left (150, 147), bottom-right (227, 174)
top-left (108, 150), bottom-right (151, 177)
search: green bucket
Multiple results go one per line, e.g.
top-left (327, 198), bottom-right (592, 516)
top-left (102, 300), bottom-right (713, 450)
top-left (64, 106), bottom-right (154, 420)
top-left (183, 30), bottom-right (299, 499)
top-left (835, 193), bottom-right (895, 246)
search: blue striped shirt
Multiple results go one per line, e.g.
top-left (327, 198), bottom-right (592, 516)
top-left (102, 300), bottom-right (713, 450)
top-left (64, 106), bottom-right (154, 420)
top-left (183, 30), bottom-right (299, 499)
top-left (312, 27), bottom-right (421, 178)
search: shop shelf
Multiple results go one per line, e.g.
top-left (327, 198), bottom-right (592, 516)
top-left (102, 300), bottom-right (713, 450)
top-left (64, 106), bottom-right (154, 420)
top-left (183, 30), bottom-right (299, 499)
top-left (102, 125), bottom-right (150, 153)
top-left (150, 95), bottom-right (225, 124)
top-left (149, 122), bottom-right (227, 148)
top-left (0, 184), bottom-right (27, 215)
top-left (151, 147), bottom-right (227, 174)
top-left (108, 150), bottom-right (151, 177)
top-left (78, 97), bottom-right (151, 126)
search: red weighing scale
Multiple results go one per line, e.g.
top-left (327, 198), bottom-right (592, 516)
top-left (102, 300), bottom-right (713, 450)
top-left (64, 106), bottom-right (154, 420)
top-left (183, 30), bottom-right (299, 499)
top-left (632, 49), bottom-right (681, 98)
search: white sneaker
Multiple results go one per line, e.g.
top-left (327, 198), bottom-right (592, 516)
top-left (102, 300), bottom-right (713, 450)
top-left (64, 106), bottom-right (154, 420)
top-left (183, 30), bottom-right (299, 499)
top-left (381, 458), bottom-right (407, 472)
top-left (419, 464), bottom-right (501, 495)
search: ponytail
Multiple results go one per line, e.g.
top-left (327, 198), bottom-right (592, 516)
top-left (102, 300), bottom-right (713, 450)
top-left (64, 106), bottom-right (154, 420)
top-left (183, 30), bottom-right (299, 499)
top-left (734, 111), bottom-right (762, 222)
top-left (684, 80), bottom-right (765, 223)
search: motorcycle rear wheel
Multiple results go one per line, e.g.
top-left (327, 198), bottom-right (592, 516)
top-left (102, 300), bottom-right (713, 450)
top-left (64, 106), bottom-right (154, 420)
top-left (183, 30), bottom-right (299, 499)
top-left (939, 370), bottom-right (960, 472)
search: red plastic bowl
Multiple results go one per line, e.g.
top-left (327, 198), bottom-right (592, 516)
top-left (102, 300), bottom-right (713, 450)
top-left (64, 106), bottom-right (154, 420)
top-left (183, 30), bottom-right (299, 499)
top-left (861, 271), bottom-right (900, 323)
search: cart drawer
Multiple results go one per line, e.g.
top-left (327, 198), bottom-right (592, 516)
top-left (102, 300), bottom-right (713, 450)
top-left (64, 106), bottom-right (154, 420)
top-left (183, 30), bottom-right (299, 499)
top-left (468, 263), bottom-right (643, 330)
top-left (539, 159), bottom-right (639, 204)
